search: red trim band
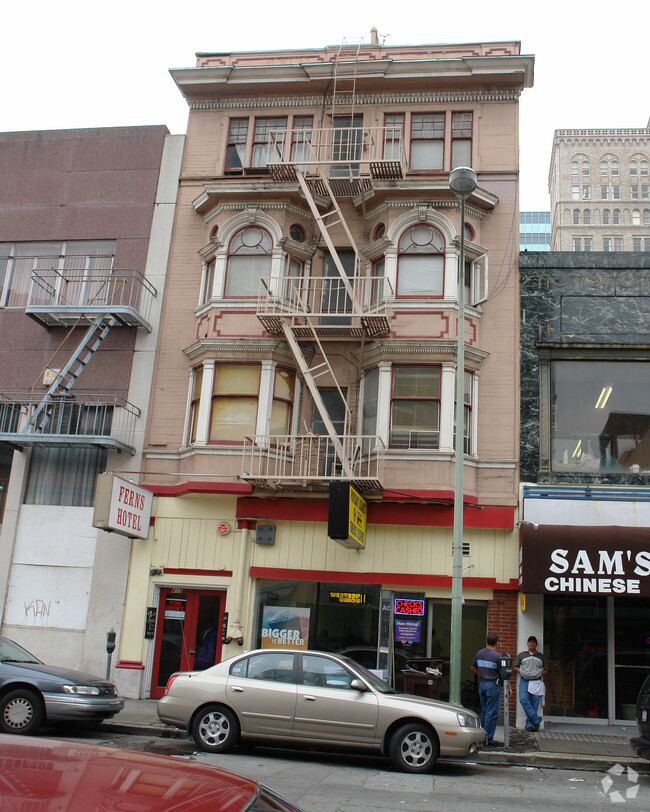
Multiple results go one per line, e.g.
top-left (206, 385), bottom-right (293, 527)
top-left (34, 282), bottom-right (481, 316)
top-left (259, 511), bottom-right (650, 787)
top-left (163, 568), bottom-right (234, 578)
top-left (237, 497), bottom-right (514, 529)
top-left (144, 482), bottom-right (253, 497)
top-left (250, 566), bottom-right (518, 590)
top-left (116, 660), bottom-right (145, 670)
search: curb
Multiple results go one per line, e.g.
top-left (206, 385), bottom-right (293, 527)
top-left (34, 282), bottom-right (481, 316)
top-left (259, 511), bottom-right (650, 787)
top-left (102, 720), bottom-right (650, 773)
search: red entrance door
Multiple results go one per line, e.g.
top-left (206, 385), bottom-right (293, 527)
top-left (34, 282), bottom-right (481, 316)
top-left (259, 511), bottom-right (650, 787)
top-left (150, 588), bottom-right (225, 699)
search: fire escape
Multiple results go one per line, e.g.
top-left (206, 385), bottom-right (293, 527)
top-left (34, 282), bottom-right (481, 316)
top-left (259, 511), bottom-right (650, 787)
top-left (242, 41), bottom-right (406, 493)
top-left (0, 268), bottom-right (156, 456)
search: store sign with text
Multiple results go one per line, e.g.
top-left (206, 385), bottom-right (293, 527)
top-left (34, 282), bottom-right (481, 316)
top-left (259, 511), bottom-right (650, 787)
top-left (520, 524), bottom-right (650, 597)
top-left (92, 473), bottom-right (153, 540)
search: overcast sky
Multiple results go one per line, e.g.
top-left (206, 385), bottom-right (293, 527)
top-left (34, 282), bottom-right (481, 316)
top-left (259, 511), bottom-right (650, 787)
top-left (3, 0), bottom-right (647, 211)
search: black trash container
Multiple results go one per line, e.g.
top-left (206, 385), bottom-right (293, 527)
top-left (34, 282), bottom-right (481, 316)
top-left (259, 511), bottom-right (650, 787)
top-left (402, 658), bottom-right (443, 699)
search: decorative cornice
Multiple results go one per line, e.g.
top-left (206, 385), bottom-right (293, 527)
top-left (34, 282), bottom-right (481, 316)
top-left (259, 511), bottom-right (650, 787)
top-left (184, 338), bottom-right (295, 361)
top-left (366, 199), bottom-right (487, 221)
top-left (189, 89), bottom-right (522, 112)
top-left (201, 200), bottom-right (313, 221)
top-left (357, 339), bottom-right (490, 365)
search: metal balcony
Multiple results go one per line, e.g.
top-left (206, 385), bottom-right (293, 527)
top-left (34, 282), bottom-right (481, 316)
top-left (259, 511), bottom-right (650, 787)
top-left (241, 434), bottom-right (385, 493)
top-left (26, 269), bottom-right (157, 331)
top-left (0, 393), bottom-right (140, 455)
top-left (257, 275), bottom-right (393, 338)
top-left (265, 126), bottom-right (406, 195)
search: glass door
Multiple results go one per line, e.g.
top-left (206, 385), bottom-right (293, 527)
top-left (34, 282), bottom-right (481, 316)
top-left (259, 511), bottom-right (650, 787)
top-left (150, 589), bottom-right (225, 698)
top-left (614, 596), bottom-right (650, 721)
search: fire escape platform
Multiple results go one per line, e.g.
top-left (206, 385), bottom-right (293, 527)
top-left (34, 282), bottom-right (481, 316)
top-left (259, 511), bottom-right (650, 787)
top-left (0, 394), bottom-right (139, 456)
top-left (26, 270), bottom-right (156, 332)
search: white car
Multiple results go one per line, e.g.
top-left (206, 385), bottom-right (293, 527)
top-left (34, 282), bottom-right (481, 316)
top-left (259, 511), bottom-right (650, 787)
top-left (158, 648), bottom-right (483, 773)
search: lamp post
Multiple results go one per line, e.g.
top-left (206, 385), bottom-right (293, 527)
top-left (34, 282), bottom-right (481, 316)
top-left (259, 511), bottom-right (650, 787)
top-left (448, 166), bottom-right (477, 705)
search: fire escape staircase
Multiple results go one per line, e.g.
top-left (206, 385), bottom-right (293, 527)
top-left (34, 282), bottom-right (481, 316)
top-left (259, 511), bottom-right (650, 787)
top-left (243, 41), bottom-right (398, 492)
top-left (0, 269), bottom-right (155, 455)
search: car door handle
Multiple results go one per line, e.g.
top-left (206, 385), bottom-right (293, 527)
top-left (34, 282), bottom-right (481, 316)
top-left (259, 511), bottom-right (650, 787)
top-left (303, 695), bottom-right (316, 702)
top-left (231, 686), bottom-right (244, 693)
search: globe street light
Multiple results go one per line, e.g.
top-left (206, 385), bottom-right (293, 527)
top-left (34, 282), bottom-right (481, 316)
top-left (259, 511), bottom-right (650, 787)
top-left (448, 166), bottom-right (477, 705)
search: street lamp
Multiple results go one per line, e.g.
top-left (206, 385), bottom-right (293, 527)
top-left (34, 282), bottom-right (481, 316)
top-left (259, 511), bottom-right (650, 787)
top-left (448, 166), bottom-right (477, 705)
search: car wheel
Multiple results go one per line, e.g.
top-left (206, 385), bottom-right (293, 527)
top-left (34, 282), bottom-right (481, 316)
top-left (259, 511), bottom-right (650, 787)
top-left (0, 689), bottom-right (45, 735)
top-left (389, 723), bottom-right (439, 773)
top-left (191, 705), bottom-right (239, 753)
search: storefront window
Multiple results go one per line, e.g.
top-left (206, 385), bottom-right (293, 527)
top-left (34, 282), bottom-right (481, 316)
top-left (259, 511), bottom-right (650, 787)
top-left (255, 580), bottom-right (380, 657)
top-left (550, 360), bottom-right (650, 473)
top-left (544, 596), bottom-right (608, 719)
top-left (614, 597), bottom-right (650, 720)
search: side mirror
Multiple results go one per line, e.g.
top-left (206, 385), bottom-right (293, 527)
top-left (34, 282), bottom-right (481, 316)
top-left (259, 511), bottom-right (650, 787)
top-left (350, 678), bottom-right (367, 692)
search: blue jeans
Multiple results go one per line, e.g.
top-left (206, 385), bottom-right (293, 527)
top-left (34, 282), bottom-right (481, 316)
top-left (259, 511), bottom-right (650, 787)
top-left (479, 680), bottom-right (501, 743)
top-left (519, 679), bottom-right (541, 728)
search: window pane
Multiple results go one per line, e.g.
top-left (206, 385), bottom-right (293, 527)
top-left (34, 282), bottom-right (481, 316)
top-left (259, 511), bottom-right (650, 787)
top-left (24, 447), bottom-right (106, 506)
top-left (270, 400), bottom-right (291, 435)
top-left (225, 254), bottom-right (271, 297)
top-left (274, 368), bottom-right (293, 400)
top-left (362, 367), bottom-right (379, 436)
top-left (410, 140), bottom-right (443, 170)
top-left (451, 139), bottom-right (471, 168)
top-left (210, 397), bottom-right (258, 440)
top-left (214, 365), bottom-right (260, 395)
top-left (393, 367), bottom-right (440, 398)
top-left (398, 254), bottom-right (443, 295)
top-left (551, 361), bottom-right (650, 473)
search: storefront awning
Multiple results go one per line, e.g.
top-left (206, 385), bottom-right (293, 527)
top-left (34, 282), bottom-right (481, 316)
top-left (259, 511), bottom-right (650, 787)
top-left (519, 524), bottom-right (650, 597)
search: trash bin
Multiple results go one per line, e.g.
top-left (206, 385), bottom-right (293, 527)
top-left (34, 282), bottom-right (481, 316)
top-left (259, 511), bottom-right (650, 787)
top-left (402, 658), bottom-right (443, 699)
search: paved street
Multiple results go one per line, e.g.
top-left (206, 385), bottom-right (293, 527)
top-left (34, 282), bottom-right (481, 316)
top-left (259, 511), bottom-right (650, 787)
top-left (34, 724), bottom-right (650, 811)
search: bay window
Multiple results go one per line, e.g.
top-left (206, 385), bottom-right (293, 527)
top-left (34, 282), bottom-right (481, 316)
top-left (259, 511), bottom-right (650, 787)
top-left (397, 224), bottom-right (445, 297)
top-left (390, 366), bottom-right (440, 449)
top-left (224, 226), bottom-right (273, 298)
top-left (210, 365), bottom-right (261, 443)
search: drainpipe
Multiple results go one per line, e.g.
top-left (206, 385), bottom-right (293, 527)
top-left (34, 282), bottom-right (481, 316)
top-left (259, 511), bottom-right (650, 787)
top-left (227, 522), bottom-right (252, 646)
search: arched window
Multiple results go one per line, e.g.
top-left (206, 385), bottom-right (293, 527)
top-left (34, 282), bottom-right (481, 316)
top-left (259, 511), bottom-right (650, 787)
top-left (644, 209), bottom-right (650, 225)
top-left (583, 209), bottom-right (591, 225)
top-left (612, 209), bottom-right (621, 225)
top-left (225, 226), bottom-right (273, 297)
top-left (573, 209), bottom-right (580, 225)
top-left (632, 209), bottom-right (641, 226)
top-left (571, 155), bottom-right (589, 175)
top-left (602, 209), bottom-right (611, 225)
top-left (397, 224), bottom-right (445, 297)
top-left (630, 155), bottom-right (649, 177)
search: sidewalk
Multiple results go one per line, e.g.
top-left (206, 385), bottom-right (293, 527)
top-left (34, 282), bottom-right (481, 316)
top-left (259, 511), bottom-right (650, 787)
top-left (103, 699), bottom-right (650, 771)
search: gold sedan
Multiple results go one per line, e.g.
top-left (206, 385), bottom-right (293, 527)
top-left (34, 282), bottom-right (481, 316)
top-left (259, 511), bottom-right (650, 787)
top-left (158, 649), bottom-right (484, 773)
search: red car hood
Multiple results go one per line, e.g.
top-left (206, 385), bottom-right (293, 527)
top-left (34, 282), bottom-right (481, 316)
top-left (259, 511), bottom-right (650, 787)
top-left (0, 734), bottom-right (259, 811)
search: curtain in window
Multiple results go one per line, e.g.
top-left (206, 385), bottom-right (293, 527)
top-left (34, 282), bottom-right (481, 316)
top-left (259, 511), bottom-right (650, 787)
top-left (24, 447), bottom-right (107, 507)
top-left (210, 365), bottom-right (261, 441)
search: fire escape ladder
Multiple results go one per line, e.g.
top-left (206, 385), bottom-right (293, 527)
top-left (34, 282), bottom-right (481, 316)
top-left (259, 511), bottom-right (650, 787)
top-left (331, 39), bottom-right (362, 117)
top-left (294, 167), bottom-right (363, 318)
top-left (24, 314), bottom-right (117, 433)
top-left (279, 320), bottom-right (354, 479)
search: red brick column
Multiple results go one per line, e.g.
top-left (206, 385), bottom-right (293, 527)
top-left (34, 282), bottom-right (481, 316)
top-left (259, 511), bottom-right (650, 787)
top-left (487, 589), bottom-right (518, 723)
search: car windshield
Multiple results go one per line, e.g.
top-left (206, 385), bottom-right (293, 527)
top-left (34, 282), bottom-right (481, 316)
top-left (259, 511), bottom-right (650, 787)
top-left (0, 637), bottom-right (42, 663)
top-left (338, 656), bottom-right (399, 694)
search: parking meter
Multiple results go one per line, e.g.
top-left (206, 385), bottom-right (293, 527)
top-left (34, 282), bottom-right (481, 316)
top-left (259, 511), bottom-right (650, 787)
top-left (499, 653), bottom-right (512, 748)
top-left (106, 628), bottom-right (116, 680)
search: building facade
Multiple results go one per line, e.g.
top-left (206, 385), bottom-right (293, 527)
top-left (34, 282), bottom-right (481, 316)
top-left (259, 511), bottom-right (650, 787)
top-left (549, 127), bottom-right (650, 252)
top-left (519, 250), bottom-right (650, 724)
top-left (115, 38), bottom-right (533, 704)
top-left (0, 127), bottom-right (183, 676)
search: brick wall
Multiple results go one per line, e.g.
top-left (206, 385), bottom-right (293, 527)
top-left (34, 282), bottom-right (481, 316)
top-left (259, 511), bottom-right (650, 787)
top-left (487, 589), bottom-right (518, 723)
